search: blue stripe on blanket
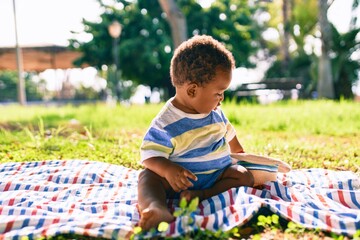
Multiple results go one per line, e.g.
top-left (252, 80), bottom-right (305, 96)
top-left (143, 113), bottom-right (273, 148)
top-left (0, 160), bottom-right (359, 239)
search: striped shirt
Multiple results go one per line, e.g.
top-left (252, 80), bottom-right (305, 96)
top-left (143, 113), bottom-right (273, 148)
top-left (140, 98), bottom-right (236, 176)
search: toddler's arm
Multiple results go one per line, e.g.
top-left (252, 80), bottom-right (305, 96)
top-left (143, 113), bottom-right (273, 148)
top-left (143, 157), bottom-right (198, 192)
top-left (228, 136), bottom-right (245, 153)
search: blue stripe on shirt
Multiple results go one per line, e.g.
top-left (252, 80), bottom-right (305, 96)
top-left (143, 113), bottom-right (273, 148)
top-left (143, 127), bottom-right (173, 148)
top-left (220, 111), bottom-right (228, 124)
top-left (164, 113), bottom-right (224, 138)
top-left (178, 138), bottom-right (226, 158)
top-left (176, 155), bottom-right (231, 173)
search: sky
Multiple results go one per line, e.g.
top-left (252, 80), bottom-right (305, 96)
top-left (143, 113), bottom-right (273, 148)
top-left (0, 0), bottom-right (102, 47)
top-left (0, 0), bottom-right (358, 47)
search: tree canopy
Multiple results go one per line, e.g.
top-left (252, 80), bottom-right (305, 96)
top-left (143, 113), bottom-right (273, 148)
top-left (69, 0), bottom-right (262, 97)
top-left (68, 0), bottom-right (360, 101)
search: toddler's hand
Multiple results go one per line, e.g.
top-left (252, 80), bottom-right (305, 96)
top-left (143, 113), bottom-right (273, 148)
top-left (165, 163), bottom-right (197, 192)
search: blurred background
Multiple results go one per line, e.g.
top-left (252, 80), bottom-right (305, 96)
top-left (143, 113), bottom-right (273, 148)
top-left (0, 0), bottom-right (359, 106)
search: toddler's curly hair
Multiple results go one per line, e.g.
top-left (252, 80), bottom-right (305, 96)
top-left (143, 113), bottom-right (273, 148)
top-left (170, 35), bottom-right (235, 87)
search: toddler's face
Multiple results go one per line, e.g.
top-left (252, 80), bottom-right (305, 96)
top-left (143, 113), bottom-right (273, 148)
top-left (192, 69), bottom-right (231, 114)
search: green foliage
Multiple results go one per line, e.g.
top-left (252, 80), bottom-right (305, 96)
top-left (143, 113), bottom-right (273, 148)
top-left (265, 23), bottom-right (360, 100)
top-left (331, 26), bottom-right (360, 99)
top-left (69, 0), bottom-right (262, 97)
top-left (173, 197), bottom-right (199, 224)
top-left (256, 214), bottom-right (281, 230)
top-left (252, 214), bottom-right (338, 239)
top-left (186, 0), bottom-right (260, 68)
top-left (285, 221), bottom-right (307, 234)
top-left (265, 52), bottom-right (317, 98)
top-left (0, 71), bottom-right (18, 102)
top-left (291, 0), bottom-right (318, 48)
top-left (0, 71), bottom-right (42, 102)
top-left (264, 0), bottom-right (360, 100)
top-left (353, 229), bottom-right (360, 239)
top-left (308, 25), bottom-right (360, 100)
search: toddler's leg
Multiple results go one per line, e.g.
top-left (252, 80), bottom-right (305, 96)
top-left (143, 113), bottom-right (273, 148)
top-left (137, 169), bottom-right (174, 230)
top-left (181, 165), bottom-right (254, 202)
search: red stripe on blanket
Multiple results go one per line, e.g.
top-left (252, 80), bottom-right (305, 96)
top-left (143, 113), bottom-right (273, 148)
top-left (169, 221), bottom-right (176, 235)
top-left (31, 208), bottom-right (37, 215)
top-left (290, 192), bottom-right (299, 202)
top-left (251, 188), bottom-right (257, 195)
top-left (103, 201), bottom-right (109, 211)
top-left (201, 216), bottom-right (209, 229)
top-left (325, 214), bottom-right (332, 230)
top-left (303, 171), bottom-right (312, 186)
top-left (324, 170), bottom-right (334, 189)
top-left (111, 185), bottom-right (121, 201)
top-left (124, 169), bottom-right (131, 180)
top-left (317, 194), bottom-right (330, 208)
top-left (84, 222), bottom-right (93, 236)
top-left (338, 190), bottom-right (351, 208)
top-left (228, 189), bottom-right (234, 205)
top-left (4, 219), bottom-right (15, 233)
top-left (4, 182), bottom-right (11, 191)
top-left (198, 203), bottom-right (204, 215)
top-left (41, 227), bottom-right (48, 236)
top-left (99, 202), bottom-right (109, 218)
top-left (68, 203), bottom-right (76, 214)
top-left (99, 164), bottom-right (111, 183)
top-left (15, 162), bottom-right (25, 172)
top-left (47, 169), bottom-right (59, 182)
top-left (287, 204), bottom-right (293, 219)
top-left (73, 161), bottom-right (89, 184)
top-left (53, 217), bottom-right (60, 224)
top-left (41, 217), bottom-right (60, 237)
top-left (8, 198), bottom-right (15, 206)
top-left (84, 185), bottom-right (94, 199)
top-left (229, 205), bottom-right (239, 222)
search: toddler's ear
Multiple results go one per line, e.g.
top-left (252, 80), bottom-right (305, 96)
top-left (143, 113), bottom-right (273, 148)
top-left (187, 83), bottom-right (197, 97)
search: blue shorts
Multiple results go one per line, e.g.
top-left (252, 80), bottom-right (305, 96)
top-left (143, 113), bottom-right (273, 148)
top-left (188, 166), bottom-right (229, 190)
top-left (166, 165), bottom-right (230, 199)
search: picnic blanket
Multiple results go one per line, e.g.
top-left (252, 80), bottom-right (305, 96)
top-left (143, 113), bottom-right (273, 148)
top-left (0, 160), bottom-right (359, 239)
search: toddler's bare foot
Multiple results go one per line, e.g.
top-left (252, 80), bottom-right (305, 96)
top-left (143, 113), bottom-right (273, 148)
top-left (139, 203), bottom-right (174, 231)
top-left (180, 190), bottom-right (204, 203)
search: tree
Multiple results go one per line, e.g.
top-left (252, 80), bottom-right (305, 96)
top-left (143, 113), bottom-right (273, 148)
top-left (309, 25), bottom-right (360, 99)
top-left (264, 0), bottom-right (318, 96)
top-left (329, 25), bottom-right (359, 99)
top-left (291, 0), bottom-right (318, 53)
top-left (281, 0), bottom-right (291, 73)
top-left (0, 71), bottom-right (42, 102)
top-left (201, 0), bottom-right (261, 67)
top-left (0, 71), bottom-right (17, 102)
top-left (317, 0), bottom-right (335, 99)
top-left (69, 0), bottom-right (262, 99)
top-left (158, 0), bottom-right (187, 48)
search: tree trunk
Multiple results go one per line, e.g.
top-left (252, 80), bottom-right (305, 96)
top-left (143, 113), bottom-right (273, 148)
top-left (317, 0), bottom-right (335, 99)
top-left (158, 0), bottom-right (188, 48)
top-left (281, 0), bottom-right (291, 75)
top-left (13, 0), bottom-right (26, 105)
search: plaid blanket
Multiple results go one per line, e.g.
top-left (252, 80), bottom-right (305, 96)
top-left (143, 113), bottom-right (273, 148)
top-left (0, 160), bottom-right (359, 239)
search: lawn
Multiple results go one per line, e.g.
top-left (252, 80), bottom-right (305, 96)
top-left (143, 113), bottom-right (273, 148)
top-left (0, 99), bottom-right (359, 239)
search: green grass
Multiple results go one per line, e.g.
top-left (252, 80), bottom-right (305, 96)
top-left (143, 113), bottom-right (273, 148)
top-left (1, 100), bottom-right (358, 172)
top-left (1, 100), bottom-right (359, 239)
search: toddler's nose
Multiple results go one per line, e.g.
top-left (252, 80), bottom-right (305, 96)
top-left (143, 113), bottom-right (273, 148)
top-left (219, 93), bottom-right (224, 101)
